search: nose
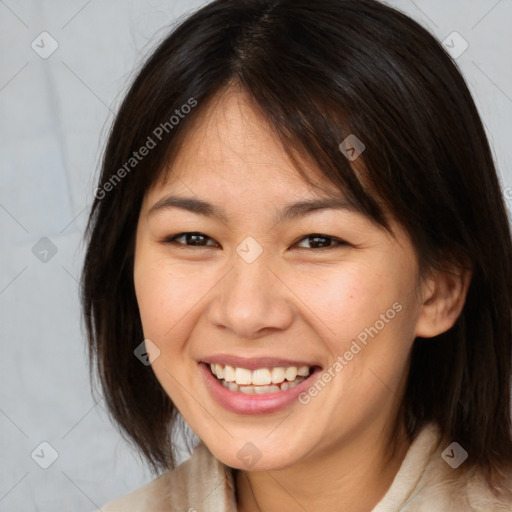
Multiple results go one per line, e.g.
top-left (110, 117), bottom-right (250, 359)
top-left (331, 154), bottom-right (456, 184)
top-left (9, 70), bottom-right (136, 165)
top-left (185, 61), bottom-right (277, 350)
top-left (207, 251), bottom-right (294, 339)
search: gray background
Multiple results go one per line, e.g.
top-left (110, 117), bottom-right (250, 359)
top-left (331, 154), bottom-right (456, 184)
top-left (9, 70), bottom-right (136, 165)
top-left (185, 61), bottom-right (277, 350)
top-left (1, 1), bottom-right (511, 511)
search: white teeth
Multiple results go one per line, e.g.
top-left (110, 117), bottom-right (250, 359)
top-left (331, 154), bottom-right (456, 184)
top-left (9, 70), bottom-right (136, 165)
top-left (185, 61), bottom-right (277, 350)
top-left (210, 362), bottom-right (311, 394)
top-left (223, 365), bottom-right (236, 382)
top-left (284, 367), bottom-right (297, 381)
top-left (252, 368), bottom-right (272, 385)
top-left (210, 363), bottom-right (311, 386)
top-left (219, 378), bottom-right (304, 394)
top-left (214, 363), bottom-right (223, 379)
top-left (235, 367), bottom-right (252, 385)
top-left (271, 367), bottom-right (285, 384)
top-left (297, 365), bottom-right (309, 376)
top-left (254, 385), bottom-right (274, 394)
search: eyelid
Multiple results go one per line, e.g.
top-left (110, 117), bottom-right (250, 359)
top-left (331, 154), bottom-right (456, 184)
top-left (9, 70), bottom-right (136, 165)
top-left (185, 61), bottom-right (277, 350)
top-left (162, 232), bottom-right (219, 248)
top-left (293, 233), bottom-right (349, 249)
top-left (162, 232), bottom-right (350, 250)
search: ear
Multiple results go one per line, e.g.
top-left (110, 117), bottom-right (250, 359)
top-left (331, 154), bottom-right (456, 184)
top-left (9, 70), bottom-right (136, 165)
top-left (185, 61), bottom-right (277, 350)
top-left (414, 265), bottom-right (472, 338)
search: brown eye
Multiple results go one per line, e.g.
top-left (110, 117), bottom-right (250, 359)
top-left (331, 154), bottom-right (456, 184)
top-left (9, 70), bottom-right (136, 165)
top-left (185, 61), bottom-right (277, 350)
top-left (295, 234), bottom-right (348, 250)
top-left (164, 232), bottom-right (220, 248)
top-left (162, 232), bottom-right (348, 250)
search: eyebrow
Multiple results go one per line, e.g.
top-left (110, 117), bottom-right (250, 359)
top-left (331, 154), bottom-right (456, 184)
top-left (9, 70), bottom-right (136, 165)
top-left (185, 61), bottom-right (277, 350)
top-left (147, 195), bottom-right (363, 225)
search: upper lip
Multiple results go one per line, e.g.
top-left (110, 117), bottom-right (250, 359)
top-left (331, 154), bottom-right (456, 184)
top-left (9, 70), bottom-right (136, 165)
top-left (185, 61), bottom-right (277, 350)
top-left (200, 354), bottom-right (321, 370)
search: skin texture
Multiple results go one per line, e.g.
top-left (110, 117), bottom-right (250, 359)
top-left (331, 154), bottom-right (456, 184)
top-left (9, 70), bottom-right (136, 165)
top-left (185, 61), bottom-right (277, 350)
top-left (133, 87), bottom-right (471, 512)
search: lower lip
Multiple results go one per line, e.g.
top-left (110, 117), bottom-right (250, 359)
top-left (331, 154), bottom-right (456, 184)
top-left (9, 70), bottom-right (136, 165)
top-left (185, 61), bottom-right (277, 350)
top-left (199, 362), bottom-right (321, 415)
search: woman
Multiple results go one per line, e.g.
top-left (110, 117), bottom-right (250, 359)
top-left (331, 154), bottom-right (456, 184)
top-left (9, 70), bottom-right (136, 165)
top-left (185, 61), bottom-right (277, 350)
top-left (81, 0), bottom-right (512, 510)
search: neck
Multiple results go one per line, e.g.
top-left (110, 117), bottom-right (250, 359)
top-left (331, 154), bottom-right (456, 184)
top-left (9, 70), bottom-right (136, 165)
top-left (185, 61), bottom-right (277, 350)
top-left (235, 420), bottom-right (409, 512)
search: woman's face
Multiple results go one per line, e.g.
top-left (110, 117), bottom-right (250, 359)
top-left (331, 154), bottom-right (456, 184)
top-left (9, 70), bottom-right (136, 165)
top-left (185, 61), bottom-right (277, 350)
top-left (133, 89), bottom-right (428, 471)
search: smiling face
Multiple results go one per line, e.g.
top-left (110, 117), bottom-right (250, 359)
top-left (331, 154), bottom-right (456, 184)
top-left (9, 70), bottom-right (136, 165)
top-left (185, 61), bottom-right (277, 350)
top-left (133, 87), bottom-right (428, 472)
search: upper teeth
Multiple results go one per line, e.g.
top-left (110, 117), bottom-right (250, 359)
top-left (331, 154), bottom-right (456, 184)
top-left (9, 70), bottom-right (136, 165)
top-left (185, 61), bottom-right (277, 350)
top-left (210, 363), bottom-right (310, 386)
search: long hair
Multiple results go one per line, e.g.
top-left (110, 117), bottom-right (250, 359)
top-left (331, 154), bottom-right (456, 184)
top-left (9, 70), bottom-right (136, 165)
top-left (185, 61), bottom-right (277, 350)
top-left (81, 0), bottom-right (512, 489)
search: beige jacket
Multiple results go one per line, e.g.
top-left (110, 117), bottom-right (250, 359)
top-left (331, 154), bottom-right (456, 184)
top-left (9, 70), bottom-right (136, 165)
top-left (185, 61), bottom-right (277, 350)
top-left (96, 424), bottom-right (512, 511)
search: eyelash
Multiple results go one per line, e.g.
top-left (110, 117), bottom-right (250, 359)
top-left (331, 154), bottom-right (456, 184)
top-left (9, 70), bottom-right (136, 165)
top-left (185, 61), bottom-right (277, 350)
top-left (161, 232), bottom-right (349, 250)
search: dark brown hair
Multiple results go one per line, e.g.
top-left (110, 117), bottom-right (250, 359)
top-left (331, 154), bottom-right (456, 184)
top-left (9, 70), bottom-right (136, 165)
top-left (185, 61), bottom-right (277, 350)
top-left (81, 0), bottom-right (512, 491)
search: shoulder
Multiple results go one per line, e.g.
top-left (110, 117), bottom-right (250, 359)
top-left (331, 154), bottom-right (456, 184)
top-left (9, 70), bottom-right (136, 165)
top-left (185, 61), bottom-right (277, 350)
top-left (464, 465), bottom-right (512, 511)
top-left (95, 441), bottom-right (236, 512)
top-left (375, 423), bottom-right (512, 512)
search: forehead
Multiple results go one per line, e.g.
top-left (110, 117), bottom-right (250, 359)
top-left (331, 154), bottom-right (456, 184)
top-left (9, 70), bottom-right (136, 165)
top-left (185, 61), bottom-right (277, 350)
top-left (148, 87), bottom-right (340, 202)
top-left (140, 88), bottom-right (401, 241)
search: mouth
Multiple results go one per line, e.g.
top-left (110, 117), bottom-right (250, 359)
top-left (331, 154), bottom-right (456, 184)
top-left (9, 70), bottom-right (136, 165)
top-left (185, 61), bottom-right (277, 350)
top-left (207, 362), bottom-right (315, 395)
top-left (198, 357), bottom-right (323, 414)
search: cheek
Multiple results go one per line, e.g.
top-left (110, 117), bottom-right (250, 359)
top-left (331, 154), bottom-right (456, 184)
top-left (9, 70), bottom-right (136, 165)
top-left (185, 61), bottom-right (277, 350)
top-left (285, 263), bottom-right (401, 338)
top-left (133, 258), bottom-right (205, 398)
top-left (288, 262), bottom-right (416, 391)
top-left (133, 255), bottom-right (214, 341)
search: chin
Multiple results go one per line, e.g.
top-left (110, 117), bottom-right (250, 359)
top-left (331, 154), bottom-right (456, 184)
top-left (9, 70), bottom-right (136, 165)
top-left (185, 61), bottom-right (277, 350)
top-left (203, 433), bottom-right (309, 472)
